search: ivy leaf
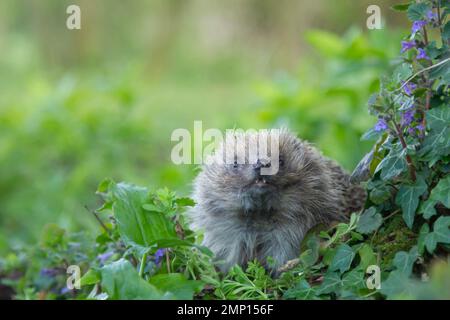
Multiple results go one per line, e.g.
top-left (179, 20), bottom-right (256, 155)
top-left (417, 223), bottom-right (430, 254)
top-left (283, 279), bottom-right (317, 299)
top-left (380, 271), bottom-right (416, 299)
top-left (424, 232), bottom-right (437, 254)
top-left (342, 269), bottom-right (365, 290)
top-left (433, 216), bottom-right (450, 244)
top-left (392, 246), bottom-right (419, 276)
top-left (356, 207), bottom-right (383, 234)
top-left (395, 177), bottom-right (428, 228)
top-left (358, 244), bottom-right (377, 270)
top-left (419, 175), bottom-right (450, 219)
top-left (329, 244), bottom-right (355, 273)
top-left (375, 146), bottom-right (408, 181)
top-left (419, 106), bottom-right (450, 161)
top-left (407, 3), bottom-right (430, 21)
top-left (316, 272), bottom-right (342, 295)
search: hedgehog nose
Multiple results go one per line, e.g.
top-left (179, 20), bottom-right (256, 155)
top-left (253, 159), bottom-right (271, 173)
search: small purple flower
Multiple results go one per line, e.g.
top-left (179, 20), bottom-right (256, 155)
top-left (60, 287), bottom-right (71, 295)
top-left (416, 48), bottom-right (430, 60)
top-left (40, 268), bottom-right (58, 277)
top-left (374, 118), bottom-right (388, 132)
top-left (426, 10), bottom-right (438, 21)
top-left (97, 251), bottom-right (114, 264)
top-left (402, 82), bottom-right (417, 96)
top-left (416, 123), bottom-right (425, 133)
top-left (402, 108), bottom-right (416, 126)
top-left (154, 248), bottom-right (165, 264)
top-left (411, 20), bottom-right (427, 33)
top-left (401, 40), bottom-right (416, 53)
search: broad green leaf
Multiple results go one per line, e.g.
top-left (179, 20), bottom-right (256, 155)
top-left (80, 269), bottom-right (101, 286)
top-left (356, 207), bottom-right (383, 234)
top-left (109, 182), bottom-right (177, 251)
top-left (283, 279), bottom-right (317, 300)
top-left (329, 244), bottom-right (355, 273)
top-left (392, 246), bottom-right (419, 276)
top-left (395, 177), bottom-right (428, 228)
top-left (148, 274), bottom-right (204, 300)
top-left (299, 232), bottom-right (320, 267)
top-left (100, 259), bottom-right (169, 299)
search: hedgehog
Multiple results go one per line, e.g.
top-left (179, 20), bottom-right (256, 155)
top-left (189, 129), bottom-right (366, 272)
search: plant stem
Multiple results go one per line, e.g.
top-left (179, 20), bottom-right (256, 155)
top-left (139, 252), bottom-right (148, 278)
top-left (392, 120), bottom-right (417, 182)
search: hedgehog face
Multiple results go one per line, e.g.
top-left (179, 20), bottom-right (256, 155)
top-left (195, 130), bottom-right (329, 220)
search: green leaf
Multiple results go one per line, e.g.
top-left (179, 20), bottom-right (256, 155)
top-left (392, 246), bottom-right (419, 276)
top-left (417, 223), bottom-right (430, 254)
top-left (80, 269), bottom-right (101, 286)
top-left (380, 271), bottom-right (416, 299)
top-left (375, 146), bottom-right (408, 181)
top-left (391, 3), bottom-right (411, 12)
top-left (109, 182), bottom-right (177, 251)
top-left (395, 177), bottom-right (428, 228)
top-left (305, 30), bottom-right (345, 57)
top-left (358, 244), bottom-right (377, 270)
top-left (433, 216), bottom-right (450, 244)
top-left (419, 175), bottom-right (450, 219)
top-left (369, 185), bottom-right (392, 204)
top-left (148, 274), bottom-right (204, 300)
top-left (316, 272), bottom-right (342, 295)
top-left (425, 232), bottom-right (437, 253)
top-left (175, 197), bottom-right (196, 207)
top-left (329, 244), bottom-right (355, 273)
top-left (283, 279), bottom-right (317, 299)
top-left (419, 106), bottom-right (450, 160)
top-left (356, 207), bottom-right (383, 234)
top-left (100, 259), bottom-right (169, 299)
top-left (299, 233), bottom-right (320, 267)
top-left (407, 3), bottom-right (430, 21)
top-left (342, 269), bottom-right (365, 290)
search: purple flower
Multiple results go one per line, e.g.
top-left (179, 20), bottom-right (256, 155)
top-left (401, 40), bottom-right (416, 53)
top-left (154, 248), bottom-right (165, 264)
top-left (416, 48), bottom-right (430, 60)
top-left (97, 251), bottom-right (114, 264)
top-left (402, 108), bottom-right (416, 126)
top-left (411, 20), bottom-right (427, 33)
top-left (374, 118), bottom-right (388, 132)
top-left (403, 82), bottom-right (417, 96)
top-left (426, 10), bottom-right (438, 21)
top-left (416, 123), bottom-right (425, 133)
top-left (40, 268), bottom-right (58, 277)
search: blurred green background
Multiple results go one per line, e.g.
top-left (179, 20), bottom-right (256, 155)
top-left (0, 0), bottom-right (409, 252)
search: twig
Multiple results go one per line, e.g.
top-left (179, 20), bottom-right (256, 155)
top-left (166, 250), bottom-right (171, 273)
top-left (84, 205), bottom-right (111, 236)
top-left (392, 120), bottom-right (417, 182)
top-left (396, 57), bottom-right (450, 92)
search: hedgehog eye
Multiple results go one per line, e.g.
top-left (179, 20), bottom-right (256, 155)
top-left (279, 157), bottom-right (285, 167)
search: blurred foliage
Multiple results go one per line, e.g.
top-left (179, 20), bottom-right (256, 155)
top-left (255, 28), bottom-right (405, 170)
top-left (0, 1), bottom-right (407, 252)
